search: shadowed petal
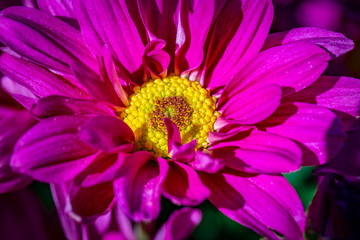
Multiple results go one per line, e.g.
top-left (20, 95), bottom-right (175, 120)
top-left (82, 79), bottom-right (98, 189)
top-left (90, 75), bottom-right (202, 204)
top-left (154, 208), bottom-right (202, 240)
top-left (260, 102), bottom-right (347, 165)
top-left (200, 170), bottom-right (305, 239)
top-left (220, 84), bottom-right (281, 125)
top-left (10, 116), bottom-right (98, 182)
top-left (263, 27), bottom-right (354, 59)
top-left (114, 152), bottom-right (169, 222)
top-left (203, 0), bottom-right (273, 89)
top-left (162, 161), bottom-right (209, 206)
top-left (37, 0), bottom-right (74, 17)
top-left (219, 42), bottom-right (330, 107)
top-left (0, 7), bottom-right (96, 73)
top-left (189, 149), bottom-right (224, 173)
top-left (283, 76), bottom-right (360, 131)
top-left (79, 115), bottom-right (135, 153)
top-left (31, 95), bottom-right (115, 119)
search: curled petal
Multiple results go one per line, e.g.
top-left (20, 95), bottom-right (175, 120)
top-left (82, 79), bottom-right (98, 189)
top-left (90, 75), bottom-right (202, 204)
top-left (162, 161), bottom-right (209, 206)
top-left (114, 152), bottom-right (169, 222)
top-left (143, 39), bottom-right (170, 78)
top-left (189, 149), bottom-right (224, 173)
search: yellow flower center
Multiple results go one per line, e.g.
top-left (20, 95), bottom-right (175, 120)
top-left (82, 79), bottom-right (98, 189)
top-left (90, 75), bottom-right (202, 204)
top-left (121, 76), bottom-right (219, 157)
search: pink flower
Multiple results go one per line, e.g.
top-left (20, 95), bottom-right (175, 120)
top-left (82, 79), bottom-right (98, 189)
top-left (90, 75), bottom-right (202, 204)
top-left (0, 0), bottom-right (359, 239)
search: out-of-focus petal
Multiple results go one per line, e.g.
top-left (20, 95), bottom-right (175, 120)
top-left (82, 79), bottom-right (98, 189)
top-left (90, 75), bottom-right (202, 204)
top-left (219, 42), bottom-right (330, 107)
top-left (219, 84), bottom-right (281, 125)
top-left (189, 149), bottom-right (224, 173)
top-left (37, 0), bottom-right (74, 17)
top-left (162, 161), bottom-right (209, 206)
top-left (73, 0), bottom-right (144, 81)
top-left (10, 116), bottom-right (98, 182)
top-left (114, 152), bottom-right (168, 222)
top-left (263, 27), bottom-right (354, 59)
top-left (79, 115), bottom-right (135, 153)
top-left (143, 39), bottom-right (170, 78)
top-left (200, 170), bottom-right (305, 239)
top-left (260, 102), bottom-right (347, 165)
top-left (31, 95), bottom-right (115, 119)
top-left (283, 76), bottom-right (360, 131)
top-left (211, 130), bottom-right (302, 174)
top-left (1, 76), bottom-right (38, 108)
top-left (0, 7), bottom-right (96, 74)
top-left (202, 0), bottom-right (273, 89)
top-left (154, 208), bottom-right (202, 240)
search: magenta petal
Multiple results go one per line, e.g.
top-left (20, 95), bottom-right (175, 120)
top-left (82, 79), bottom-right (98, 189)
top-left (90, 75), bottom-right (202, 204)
top-left (162, 161), bottom-right (209, 206)
top-left (0, 7), bottom-right (95, 73)
top-left (260, 102), bottom-right (347, 165)
top-left (284, 76), bottom-right (360, 131)
top-left (154, 208), bottom-right (202, 240)
top-left (164, 117), bottom-right (181, 153)
top-left (37, 0), bottom-right (74, 17)
top-left (189, 149), bottom-right (224, 174)
top-left (70, 182), bottom-right (115, 222)
top-left (203, 0), bottom-right (274, 89)
top-left (0, 53), bottom-right (89, 99)
top-left (263, 27), bottom-right (354, 59)
top-left (211, 130), bottom-right (302, 174)
top-left (10, 116), bottom-right (98, 183)
top-left (220, 84), bottom-right (281, 125)
top-left (31, 95), bottom-right (115, 119)
top-left (73, 0), bottom-right (144, 80)
top-left (200, 170), bottom-right (305, 239)
top-left (219, 41), bottom-right (330, 107)
top-left (0, 168), bottom-right (33, 194)
top-left (143, 39), bottom-right (170, 78)
top-left (175, 0), bottom-right (214, 74)
top-left (79, 115), bottom-right (135, 153)
top-left (114, 152), bottom-right (169, 222)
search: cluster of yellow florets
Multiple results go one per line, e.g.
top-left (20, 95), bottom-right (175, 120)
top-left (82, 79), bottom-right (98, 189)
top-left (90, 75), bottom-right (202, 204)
top-left (121, 76), bottom-right (219, 157)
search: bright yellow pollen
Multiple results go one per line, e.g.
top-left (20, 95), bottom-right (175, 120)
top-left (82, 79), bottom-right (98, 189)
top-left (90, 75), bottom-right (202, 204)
top-left (122, 76), bottom-right (219, 158)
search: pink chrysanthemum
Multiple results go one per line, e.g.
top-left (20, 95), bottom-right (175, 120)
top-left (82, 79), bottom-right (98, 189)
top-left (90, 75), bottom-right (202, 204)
top-left (0, 0), bottom-right (359, 239)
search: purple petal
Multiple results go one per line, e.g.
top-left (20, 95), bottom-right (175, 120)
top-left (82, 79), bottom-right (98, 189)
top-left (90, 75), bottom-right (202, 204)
top-left (202, 0), bottom-right (274, 89)
top-left (260, 102), bottom-right (347, 165)
top-left (31, 95), bottom-right (115, 119)
top-left (220, 84), bottom-right (282, 125)
top-left (211, 130), bottom-right (302, 174)
top-left (69, 182), bottom-right (115, 222)
top-left (73, 0), bottom-right (144, 80)
top-left (143, 39), bottom-right (170, 78)
top-left (37, 0), bottom-right (74, 17)
top-left (171, 140), bottom-right (197, 163)
top-left (0, 53), bottom-right (89, 99)
top-left (200, 170), bottom-right (305, 239)
top-left (175, 0), bottom-right (214, 74)
top-left (263, 27), bottom-right (354, 59)
top-left (114, 152), bottom-right (169, 222)
top-left (0, 168), bottom-right (33, 194)
top-left (0, 7), bottom-right (96, 73)
top-left (10, 116), bottom-right (98, 183)
top-left (219, 41), bottom-right (330, 107)
top-left (154, 208), bottom-right (202, 240)
top-left (79, 115), bottom-right (135, 153)
top-left (162, 161), bottom-right (209, 206)
top-left (283, 76), bottom-right (360, 131)
top-left (189, 149), bottom-right (224, 173)
top-left (164, 117), bottom-right (181, 154)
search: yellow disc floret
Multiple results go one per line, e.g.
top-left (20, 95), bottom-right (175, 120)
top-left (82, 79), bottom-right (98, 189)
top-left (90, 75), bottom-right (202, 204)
top-left (121, 76), bottom-right (219, 158)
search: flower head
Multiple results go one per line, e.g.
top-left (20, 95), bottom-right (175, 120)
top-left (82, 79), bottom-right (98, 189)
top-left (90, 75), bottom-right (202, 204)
top-left (0, 0), bottom-right (359, 239)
